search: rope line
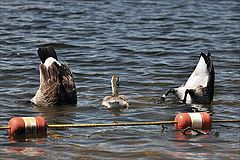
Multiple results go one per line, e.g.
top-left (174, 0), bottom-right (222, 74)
top-left (1, 119), bottom-right (240, 130)
top-left (212, 119), bottom-right (240, 123)
top-left (47, 121), bottom-right (177, 129)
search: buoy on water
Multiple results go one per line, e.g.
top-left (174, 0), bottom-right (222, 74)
top-left (174, 112), bottom-right (212, 130)
top-left (8, 116), bottom-right (47, 135)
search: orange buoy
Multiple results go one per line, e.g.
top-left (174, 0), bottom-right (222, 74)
top-left (8, 116), bottom-right (47, 135)
top-left (174, 112), bottom-right (212, 130)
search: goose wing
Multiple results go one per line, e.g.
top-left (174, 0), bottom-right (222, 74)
top-left (36, 63), bottom-right (59, 106)
top-left (184, 52), bottom-right (214, 102)
top-left (202, 52), bottom-right (214, 101)
top-left (57, 63), bottom-right (77, 104)
top-left (38, 47), bottom-right (77, 105)
top-left (184, 53), bottom-right (210, 89)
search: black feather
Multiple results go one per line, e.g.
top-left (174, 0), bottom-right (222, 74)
top-left (200, 51), bottom-right (214, 101)
top-left (37, 47), bottom-right (58, 63)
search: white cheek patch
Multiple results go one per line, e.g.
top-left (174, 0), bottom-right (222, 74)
top-left (44, 57), bottom-right (61, 68)
top-left (189, 113), bottom-right (202, 129)
top-left (22, 117), bottom-right (37, 134)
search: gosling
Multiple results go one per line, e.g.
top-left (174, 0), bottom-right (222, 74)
top-left (101, 75), bottom-right (129, 109)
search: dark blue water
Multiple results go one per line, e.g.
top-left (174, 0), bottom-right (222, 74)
top-left (0, 0), bottom-right (239, 159)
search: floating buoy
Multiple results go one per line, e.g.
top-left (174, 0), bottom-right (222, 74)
top-left (8, 117), bottom-right (47, 135)
top-left (174, 112), bottom-right (212, 130)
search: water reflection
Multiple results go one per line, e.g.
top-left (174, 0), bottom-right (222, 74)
top-left (4, 146), bottom-right (46, 157)
top-left (106, 107), bottom-right (128, 116)
top-left (8, 133), bottom-right (47, 143)
top-left (1, 0), bottom-right (240, 159)
top-left (186, 104), bottom-right (213, 113)
top-left (173, 131), bottom-right (211, 159)
top-left (3, 134), bottom-right (47, 157)
top-left (33, 104), bottom-right (77, 124)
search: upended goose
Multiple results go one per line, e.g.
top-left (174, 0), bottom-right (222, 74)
top-left (31, 47), bottom-right (77, 106)
top-left (101, 75), bottom-right (129, 109)
top-left (159, 52), bottom-right (214, 104)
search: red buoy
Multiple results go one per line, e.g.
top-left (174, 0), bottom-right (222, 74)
top-left (174, 112), bottom-right (212, 130)
top-left (8, 116), bottom-right (47, 135)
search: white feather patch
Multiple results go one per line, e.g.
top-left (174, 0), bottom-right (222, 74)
top-left (44, 57), bottom-right (61, 68)
top-left (175, 55), bottom-right (209, 102)
top-left (185, 56), bottom-right (209, 89)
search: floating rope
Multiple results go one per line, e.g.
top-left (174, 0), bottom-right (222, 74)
top-left (212, 119), bottom-right (240, 123)
top-left (47, 121), bottom-right (177, 129)
top-left (46, 119), bottom-right (240, 129)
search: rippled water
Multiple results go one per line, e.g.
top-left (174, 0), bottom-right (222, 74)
top-left (0, 0), bottom-right (240, 159)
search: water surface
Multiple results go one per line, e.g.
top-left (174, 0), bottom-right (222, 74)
top-left (0, 0), bottom-right (239, 159)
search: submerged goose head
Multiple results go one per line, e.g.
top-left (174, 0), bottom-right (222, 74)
top-left (160, 52), bottom-right (214, 104)
top-left (101, 75), bottom-right (129, 109)
top-left (31, 47), bottom-right (77, 107)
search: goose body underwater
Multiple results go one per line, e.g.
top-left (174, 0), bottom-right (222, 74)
top-left (31, 47), bottom-right (77, 107)
top-left (101, 75), bottom-right (129, 109)
top-left (159, 52), bottom-right (214, 104)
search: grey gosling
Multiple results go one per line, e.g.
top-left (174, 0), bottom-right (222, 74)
top-left (101, 75), bottom-right (129, 109)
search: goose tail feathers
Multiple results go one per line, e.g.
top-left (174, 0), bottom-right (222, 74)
top-left (37, 47), bottom-right (58, 64)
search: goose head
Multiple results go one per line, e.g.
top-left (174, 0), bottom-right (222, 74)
top-left (111, 75), bottom-right (119, 96)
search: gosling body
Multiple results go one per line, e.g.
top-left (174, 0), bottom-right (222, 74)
top-left (101, 76), bottom-right (129, 109)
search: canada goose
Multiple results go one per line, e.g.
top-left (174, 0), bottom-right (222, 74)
top-left (159, 52), bottom-right (214, 104)
top-left (101, 75), bottom-right (129, 109)
top-left (31, 47), bottom-right (77, 106)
